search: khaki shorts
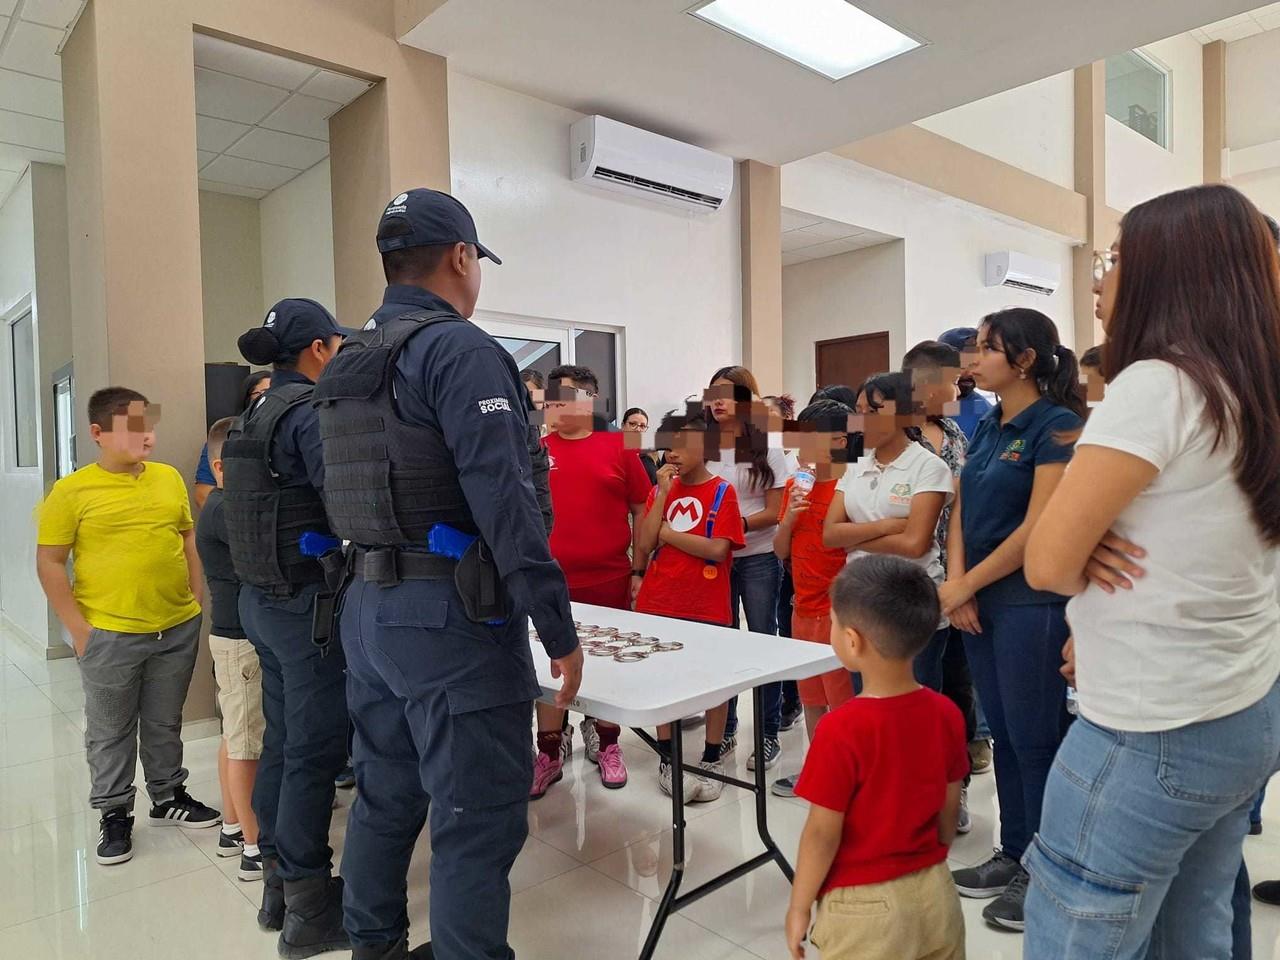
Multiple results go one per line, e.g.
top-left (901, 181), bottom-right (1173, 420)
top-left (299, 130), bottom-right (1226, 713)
top-left (210, 635), bottom-right (264, 760)
top-left (812, 861), bottom-right (965, 960)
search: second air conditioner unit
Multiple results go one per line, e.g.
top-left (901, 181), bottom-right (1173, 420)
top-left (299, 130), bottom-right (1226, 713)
top-left (984, 251), bottom-right (1061, 297)
top-left (569, 115), bottom-right (734, 214)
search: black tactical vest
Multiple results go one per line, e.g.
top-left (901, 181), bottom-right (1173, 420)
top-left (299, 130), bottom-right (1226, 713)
top-left (221, 382), bottom-right (333, 597)
top-left (313, 309), bottom-right (553, 547)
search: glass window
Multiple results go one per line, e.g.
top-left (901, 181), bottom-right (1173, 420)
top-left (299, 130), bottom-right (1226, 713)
top-left (53, 368), bottom-right (75, 479)
top-left (11, 312), bottom-right (38, 467)
top-left (573, 329), bottom-right (619, 424)
top-left (1106, 51), bottom-right (1168, 148)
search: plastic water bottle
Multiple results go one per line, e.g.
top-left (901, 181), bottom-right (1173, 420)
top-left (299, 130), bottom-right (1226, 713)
top-left (793, 464), bottom-right (816, 494)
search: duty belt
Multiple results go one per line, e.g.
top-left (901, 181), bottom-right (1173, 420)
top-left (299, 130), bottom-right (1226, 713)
top-left (350, 546), bottom-right (455, 587)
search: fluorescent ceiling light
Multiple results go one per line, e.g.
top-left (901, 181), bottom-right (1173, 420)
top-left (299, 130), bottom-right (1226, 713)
top-left (690, 0), bottom-right (922, 81)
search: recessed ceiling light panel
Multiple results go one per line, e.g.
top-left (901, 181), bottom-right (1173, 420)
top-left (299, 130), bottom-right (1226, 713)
top-left (689, 0), bottom-right (923, 81)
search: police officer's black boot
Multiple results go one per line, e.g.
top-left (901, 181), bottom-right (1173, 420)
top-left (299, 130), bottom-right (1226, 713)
top-left (258, 856), bottom-right (285, 932)
top-left (278, 875), bottom-right (351, 959)
top-left (351, 935), bottom-right (434, 960)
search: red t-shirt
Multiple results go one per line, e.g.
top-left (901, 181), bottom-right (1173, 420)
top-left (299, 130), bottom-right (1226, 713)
top-left (795, 688), bottom-right (968, 892)
top-left (777, 477), bottom-right (847, 619)
top-left (544, 431), bottom-right (653, 588)
top-left (634, 475), bottom-right (745, 625)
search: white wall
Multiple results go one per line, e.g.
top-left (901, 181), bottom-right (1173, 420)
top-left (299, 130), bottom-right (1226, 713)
top-left (1106, 35), bottom-right (1204, 212)
top-left (1234, 170), bottom-right (1280, 221)
top-left (782, 154), bottom-right (1077, 358)
top-left (198, 190), bottom-right (264, 363)
top-left (447, 72), bottom-right (742, 417)
top-left (915, 72), bottom-right (1076, 189)
top-left (782, 242), bottom-right (906, 402)
top-left (259, 159), bottom-right (336, 315)
top-left (1226, 30), bottom-right (1280, 151)
top-left (0, 169), bottom-right (53, 650)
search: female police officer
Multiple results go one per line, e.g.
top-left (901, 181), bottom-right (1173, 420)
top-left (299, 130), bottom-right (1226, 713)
top-left (313, 189), bottom-right (582, 960)
top-left (223, 298), bottom-right (353, 958)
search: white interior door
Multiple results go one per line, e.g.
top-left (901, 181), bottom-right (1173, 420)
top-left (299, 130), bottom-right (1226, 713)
top-left (474, 314), bottom-right (573, 381)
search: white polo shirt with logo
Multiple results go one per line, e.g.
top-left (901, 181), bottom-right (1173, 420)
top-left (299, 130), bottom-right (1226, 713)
top-left (835, 442), bottom-right (955, 623)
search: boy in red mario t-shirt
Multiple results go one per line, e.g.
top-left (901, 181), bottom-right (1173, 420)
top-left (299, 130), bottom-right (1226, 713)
top-left (635, 408), bottom-right (744, 803)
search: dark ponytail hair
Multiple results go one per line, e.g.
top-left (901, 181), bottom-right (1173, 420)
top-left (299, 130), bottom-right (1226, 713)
top-left (979, 308), bottom-right (1085, 419)
top-left (707, 365), bottom-right (774, 491)
top-left (237, 328), bottom-right (299, 370)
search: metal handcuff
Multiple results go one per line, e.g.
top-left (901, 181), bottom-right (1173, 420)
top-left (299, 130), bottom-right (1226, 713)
top-left (536, 626), bottom-right (686, 663)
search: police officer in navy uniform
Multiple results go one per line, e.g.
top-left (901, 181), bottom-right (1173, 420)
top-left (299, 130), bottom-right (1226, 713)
top-left (223, 299), bottom-right (355, 959)
top-left (313, 190), bottom-right (582, 960)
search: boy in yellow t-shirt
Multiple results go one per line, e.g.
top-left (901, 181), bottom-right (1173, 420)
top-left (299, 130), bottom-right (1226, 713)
top-left (36, 387), bottom-right (220, 868)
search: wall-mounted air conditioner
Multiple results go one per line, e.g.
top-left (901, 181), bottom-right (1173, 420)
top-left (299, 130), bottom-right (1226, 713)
top-left (984, 251), bottom-right (1061, 297)
top-left (570, 115), bottom-right (734, 214)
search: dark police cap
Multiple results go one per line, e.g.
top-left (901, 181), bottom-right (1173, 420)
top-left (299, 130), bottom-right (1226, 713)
top-left (238, 298), bottom-right (356, 366)
top-left (376, 188), bottom-right (502, 264)
top-left (938, 327), bottom-right (979, 351)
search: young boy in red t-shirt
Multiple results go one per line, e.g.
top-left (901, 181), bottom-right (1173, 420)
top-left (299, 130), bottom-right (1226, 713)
top-left (770, 399), bottom-right (872, 799)
top-left (531, 365), bottom-right (652, 798)
top-left (635, 408), bottom-right (744, 802)
top-left (787, 556), bottom-right (968, 960)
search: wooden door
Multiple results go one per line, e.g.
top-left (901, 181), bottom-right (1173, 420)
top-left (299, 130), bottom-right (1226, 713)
top-left (815, 332), bottom-right (891, 392)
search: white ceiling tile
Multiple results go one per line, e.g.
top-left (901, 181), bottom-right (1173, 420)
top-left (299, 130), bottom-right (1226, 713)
top-left (1206, 12), bottom-right (1256, 30)
top-left (796, 219), bottom-right (863, 241)
top-left (202, 154), bottom-right (299, 191)
top-left (196, 114), bottom-right (252, 152)
top-left (0, 141), bottom-right (63, 168)
top-left (226, 127), bottom-right (328, 170)
top-left (19, 0), bottom-right (82, 29)
top-left (781, 230), bottom-right (824, 252)
top-left (1190, 27), bottom-right (1212, 42)
top-left (1254, 9), bottom-right (1280, 30)
top-left (0, 107), bottom-right (64, 152)
top-left (197, 150), bottom-right (217, 169)
top-left (199, 179), bottom-right (269, 200)
top-left (0, 68), bottom-right (63, 120)
top-left (792, 238), bottom-right (866, 260)
top-left (0, 2), bottom-right (16, 17)
top-left (193, 34), bottom-right (318, 90)
top-left (0, 16), bottom-right (8, 35)
top-left (0, 20), bottom-right (64, 80)
top-left (194, 67), bottom-right (290, 124)
top-left (259, 94), bottom-right (339, 140)
top-left (781, 209), bottom-right (822, 231)
top-left (1206, 21), bottom-right (1261, 41)
top-left (781, 252), bottom-right (804, 266)
top-left (297, 69), bottom-right (372, 105)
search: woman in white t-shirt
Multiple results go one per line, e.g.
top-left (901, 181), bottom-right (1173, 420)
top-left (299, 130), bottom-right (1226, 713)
top-left (822, 371), bottom-right (955, 690)
top-left (1022, 184), bottom-right (1280, 959)
top-left (705, 366), bottom-right (791, 772)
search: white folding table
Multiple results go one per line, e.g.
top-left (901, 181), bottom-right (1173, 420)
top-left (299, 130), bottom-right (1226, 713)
top-left (532, 603), bottom-right (842, 960)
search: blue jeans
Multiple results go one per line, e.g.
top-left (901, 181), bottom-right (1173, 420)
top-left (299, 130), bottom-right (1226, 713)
top-left (1233, 859), bottom-right (1251, 960)
top-left (724, 553), bottom-right (783, 741)
top-left (912, 626), bottom-right (952, 692)
top-left (1024, 680), bottom-right (1280, 960)
top-left (963, 601), bottom-right (1071, 859)
top-left (777, 566), bottom-right (800, 712)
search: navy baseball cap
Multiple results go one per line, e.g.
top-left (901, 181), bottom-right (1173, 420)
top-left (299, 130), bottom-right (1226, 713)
top-left (376, 188), bottom-right (502, 264)
top-left (938, 327), bottom-right (979, 350)
top-left (238, 299), bottom-right (355, 368)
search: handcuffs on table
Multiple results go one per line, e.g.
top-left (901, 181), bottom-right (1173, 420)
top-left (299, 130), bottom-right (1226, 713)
top-left (528, 621), bottom-right (685, 662)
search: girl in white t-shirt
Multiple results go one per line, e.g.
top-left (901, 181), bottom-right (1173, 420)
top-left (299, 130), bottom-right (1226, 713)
top-left (705, 366), bottom-right (791, 772)
top-left (1022, 184), bottom-right (1280, 959)
top-left (822, 372), bottom-right (955, 690)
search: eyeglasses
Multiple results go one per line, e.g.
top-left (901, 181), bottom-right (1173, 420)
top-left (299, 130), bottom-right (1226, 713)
top-left (1092, 249), bottom-right (1119, 283)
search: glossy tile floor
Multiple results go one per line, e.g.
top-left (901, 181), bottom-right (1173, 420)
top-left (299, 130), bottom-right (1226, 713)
top-left (5, 622), bottom-right (1280, 960)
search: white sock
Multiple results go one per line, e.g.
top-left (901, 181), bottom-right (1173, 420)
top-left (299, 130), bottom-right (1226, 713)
top-left (242, 842), bottom-right (260, 857)
top-left (221, 822), bottom-right (241, 837)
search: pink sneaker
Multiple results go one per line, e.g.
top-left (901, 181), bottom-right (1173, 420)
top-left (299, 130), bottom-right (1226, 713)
top-left (597, 743), bottom-right (628, 789)
top-left (530, 752), bottom-right (563, 800)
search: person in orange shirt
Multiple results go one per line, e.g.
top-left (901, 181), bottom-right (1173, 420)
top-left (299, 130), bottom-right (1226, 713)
top-left (770, 399), bottom-right (867, 798)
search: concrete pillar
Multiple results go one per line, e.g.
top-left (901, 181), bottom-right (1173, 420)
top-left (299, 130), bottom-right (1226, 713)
top-left (739, 160), bottom-right (783, 393)
top-left (1072, 62), bottom-right (1109, 351)
top-left (1203, 40), bottom-right (1227, 184)
top-left (329, 52), bottom-right (449, 324)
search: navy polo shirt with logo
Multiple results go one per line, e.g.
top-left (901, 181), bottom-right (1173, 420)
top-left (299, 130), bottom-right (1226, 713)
top-left (959, 397), bottom-right (1082, 605)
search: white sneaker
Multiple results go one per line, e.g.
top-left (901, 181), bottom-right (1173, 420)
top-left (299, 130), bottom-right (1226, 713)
top-left (957, 787), bottom-right (972, 835)
top-left (658, 760), bottom-right (701, 801)
top-left (559, 724), bottom-right (575, 764)
top-left (692, 759), bottom-right (725, 802)
top-left (580, 718), bottom-right (600, 764)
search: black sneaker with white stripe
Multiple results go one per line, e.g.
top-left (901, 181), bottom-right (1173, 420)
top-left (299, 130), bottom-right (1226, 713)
top-left (218, 828), bottom-right (245, 858)
top-left (239, 849), bottom-right (264, 882)
top-left (148, 786), bottom-right (221, 828)
top-left (97, 807), bottom-right (134, 865)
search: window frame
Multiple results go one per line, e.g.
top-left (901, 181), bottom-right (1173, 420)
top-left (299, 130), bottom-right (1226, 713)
top-left (7, 307), bottom-right (39, 470)
top-left (1106, 48), bottom-right (1171, 151)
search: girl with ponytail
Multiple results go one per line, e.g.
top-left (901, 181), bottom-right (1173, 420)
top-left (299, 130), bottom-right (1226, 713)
top-left (937, 307), bottom-right (1083, 929)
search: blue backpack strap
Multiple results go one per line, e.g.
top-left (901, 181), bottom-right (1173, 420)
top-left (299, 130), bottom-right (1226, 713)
top-left (705, 480), bottom-right (729, 539)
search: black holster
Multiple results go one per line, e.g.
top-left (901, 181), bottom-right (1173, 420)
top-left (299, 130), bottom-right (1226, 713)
top-left (455, 538), bottom-right (509, 624)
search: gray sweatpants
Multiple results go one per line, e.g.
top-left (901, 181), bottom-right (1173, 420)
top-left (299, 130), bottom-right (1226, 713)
top-left (77, 615), bottom-right (201, 812)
